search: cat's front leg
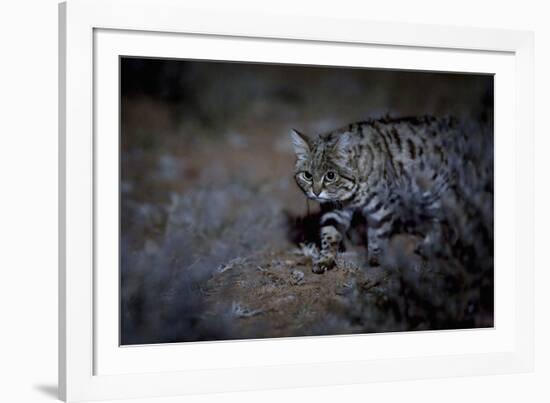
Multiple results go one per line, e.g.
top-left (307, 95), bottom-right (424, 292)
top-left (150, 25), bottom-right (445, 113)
top-left (313, 226), bottom-right (342, 273)
top-left (313, 209), bottom-right (352, 274)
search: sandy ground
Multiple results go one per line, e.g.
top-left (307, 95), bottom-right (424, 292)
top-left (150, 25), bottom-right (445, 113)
top-left (202, 239), bottom-right (424, 340)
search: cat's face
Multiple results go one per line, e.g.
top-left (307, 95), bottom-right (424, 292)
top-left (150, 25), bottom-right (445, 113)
top-left (290, 129), bottom-right (357, 203)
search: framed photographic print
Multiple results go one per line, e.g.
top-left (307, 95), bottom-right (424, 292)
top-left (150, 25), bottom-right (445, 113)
top-left (59, 0), bottom-right (534, 401)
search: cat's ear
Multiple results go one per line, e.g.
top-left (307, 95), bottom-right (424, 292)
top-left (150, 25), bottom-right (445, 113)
top-left (334, 132), bottom-right (352, 159)
top-left (290, 129), bottom-right (310, 160)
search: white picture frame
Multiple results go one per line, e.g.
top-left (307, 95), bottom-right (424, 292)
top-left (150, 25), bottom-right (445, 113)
top-left (59, 0), bottom-right (534, 401)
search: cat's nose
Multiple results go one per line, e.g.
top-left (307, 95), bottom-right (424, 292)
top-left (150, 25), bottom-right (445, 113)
top-left (313, 183), bottom-right (322, 196)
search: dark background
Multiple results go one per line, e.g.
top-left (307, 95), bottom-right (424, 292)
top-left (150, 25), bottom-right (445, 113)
top-left (120, 57), bottom-right (493, 345)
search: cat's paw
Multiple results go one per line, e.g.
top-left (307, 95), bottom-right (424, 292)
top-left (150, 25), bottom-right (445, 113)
top-left (312, 265), bottom-right (326, 274)
top-left (312, 258), bottom-right (335, 274)
top-left (367, 248), bottom-right (381, 266)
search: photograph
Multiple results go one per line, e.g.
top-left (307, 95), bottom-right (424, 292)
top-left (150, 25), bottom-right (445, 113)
top-left (120, 57), bottom-right (494, 345)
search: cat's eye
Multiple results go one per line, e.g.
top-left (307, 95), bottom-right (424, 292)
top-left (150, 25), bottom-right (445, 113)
top-left (325, 171), bottom-right (337, 182)
top-left (301, 171), bottom-right (313, 181)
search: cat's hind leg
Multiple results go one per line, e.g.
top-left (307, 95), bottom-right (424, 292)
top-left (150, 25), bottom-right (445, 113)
top-left (363, 197), bottom-right (396, 267)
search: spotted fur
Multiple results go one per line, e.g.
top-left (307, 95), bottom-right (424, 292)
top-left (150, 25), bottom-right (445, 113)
top-left (291, 116), bottom-right (479, 273)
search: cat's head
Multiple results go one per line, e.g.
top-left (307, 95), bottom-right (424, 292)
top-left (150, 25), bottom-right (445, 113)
top-left (290, 129), bottom-right (357, 203)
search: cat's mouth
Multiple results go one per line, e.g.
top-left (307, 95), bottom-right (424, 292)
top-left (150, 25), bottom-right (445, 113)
top-left (305, 187), bottom-right (357, 203)
top-left (310, 195), bottom-right (334, 203)
top-left (305, 191), bottom-right (334, 203)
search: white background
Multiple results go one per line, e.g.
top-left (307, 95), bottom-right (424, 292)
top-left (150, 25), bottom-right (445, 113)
top-left (0, 0), bottom-right (546, 402)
